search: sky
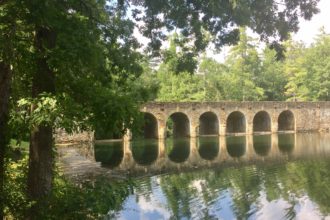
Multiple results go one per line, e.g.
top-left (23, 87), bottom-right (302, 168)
top-left (293, 0), bottom-right (330, 45)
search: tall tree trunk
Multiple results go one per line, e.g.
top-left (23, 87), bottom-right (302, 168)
top-left (0, 62), bottom-right (12, 220)
top-left (27, 27), bottom-right (56, 219)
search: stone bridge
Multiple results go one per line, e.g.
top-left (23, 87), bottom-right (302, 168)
top-left (136, 101), bottom-right (330, 139)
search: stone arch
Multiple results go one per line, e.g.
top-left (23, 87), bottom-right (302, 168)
top-left (199, 111), bottom-right (219, 135)
top-left (166, 112), bottom-right (190, 138)
top-left (226, 111), bottom-right (246, 133)
top-left (143, 112), bottom-right (158, 139)
top-left (253, 111), bottom-right (271, 132)
top-left (278, 110), bottom-right (295, 131)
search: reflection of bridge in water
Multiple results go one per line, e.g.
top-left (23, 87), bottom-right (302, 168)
top-left (94, 133), bottom-right (330, 176)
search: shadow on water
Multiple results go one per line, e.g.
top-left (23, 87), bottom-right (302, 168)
top-left (94, 142), bottom-right (123, 168)
top-left (166, 138), bottom-right (190, 163)
top-left (226, 136), bottom-right (246, 158)
top-left (253, 135), bottom-right (271, 157)
top-left (131, 140), bottom-right (159, 166)
top-left (278, 133), bottom-right (295, 154)
top-left (198, 136), bottom-right (219, 160)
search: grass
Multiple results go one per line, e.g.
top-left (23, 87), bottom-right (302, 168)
top-left (8, 139), bottom-right (29, 160)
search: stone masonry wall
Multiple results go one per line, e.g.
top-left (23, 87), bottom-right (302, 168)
top-left (141, 101), bottom-right (330, 138)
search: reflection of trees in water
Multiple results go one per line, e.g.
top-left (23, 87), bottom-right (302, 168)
top-left (226, 136), bottom-right (246, 158)
top-left (132, 140), bottom-right (159, 166)
top-left (94, 142), bottom-right (123, 168)
top-left (228, 166), bottom-right (262, 219)
top-left (198, 137), bottom-right (219, 160)
top-left (253, 135), bottom-right (271, 156)
top-left (166, 138), bottom-right (190, 163)
top-left (150, 159), bottom-right (330, 219)
top-left (278, 134), bottom-right (295, 154)
top-left (160, 174), bottom-right (193, 219)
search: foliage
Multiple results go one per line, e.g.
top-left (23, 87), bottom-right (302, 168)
top-left (3, 146), bottom-right (133, 219)
top-left (3, 156), bottom-right (31, 219)
top-left (157, 71), bottom-right (204, 101)
top-left (135, 0), bottom-right (320, 55)
top-left (161, 33), bottom-right (198, 74)
top-left (150, 28), bottom-right (330, 102)
top-left (285, 30), bottom-right (330, 101)
top-left (0, 0), bottom-right (326, 218)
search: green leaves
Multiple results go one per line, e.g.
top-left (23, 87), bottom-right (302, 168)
top-left (156, 71), bottom-right (204, 102)
top-left (10, 93), bottom-right (59, 131)
top-left (284, 31), bottom-right (330, 101)
top-left (136, 0), bottom-right (320, 54)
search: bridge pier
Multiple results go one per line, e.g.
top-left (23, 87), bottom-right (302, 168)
top-left (219, 124), bottom-right (226, 136)
top-left (271, 121), bottom-right (278, 133)
top-left (123, 129), bottom-right (132, 141)
top-left (190, 120), bottom-right (199, 138)
top-left (246, 122), bottom-right (253, 135)
top-left (158, 121), bottom-right (166, 139)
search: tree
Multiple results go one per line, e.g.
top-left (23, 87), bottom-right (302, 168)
top-left (285, 30), bottom-right (330, 101)
top-left (0, 0), bottom-right (322, 218)
top-left (198, 57), bottom-right (228, 101)
top-left (157, 71), bottom-right (204, 101)
top-left (284, 39), bottom-right (309, 100)
top-left (0, 1), bottom-right (32, 218)
top-left (224, 28), bottom-right (264, 101)
top-left (160, 33), bottom-right (198, 74)
top-left (259, 47), bottom-right (287, 101)
top-left (137, 0), bottom-right (320, 54)
top-left (2, 0), bottom-right (143, 217)
top-left (305, 30), bottom-right (330, 101)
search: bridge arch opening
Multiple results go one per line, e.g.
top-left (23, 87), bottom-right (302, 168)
top-left (143, 112), bottom-right (158, 139)
top-left (253, 111), bottom-right (271, 132)
top-left (278, 110), bottom-right (295, 131)
top-left (199, 111), bottom-right (219, 136)
top-left (226, 111), bottom-right (246, 133)
top-left (166, 112), bottom-right (190, 138)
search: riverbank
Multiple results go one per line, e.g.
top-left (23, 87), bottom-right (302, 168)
top-left (57, 145), bottom-right (127, 183)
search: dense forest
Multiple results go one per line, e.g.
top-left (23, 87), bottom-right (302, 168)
top-left (0, 0), bottom-right (325, 219)
top-left (140, 28), bottom-right (330, 102)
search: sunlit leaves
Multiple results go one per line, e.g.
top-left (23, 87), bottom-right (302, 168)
top-left (134, 0), bottom-right (320, 55)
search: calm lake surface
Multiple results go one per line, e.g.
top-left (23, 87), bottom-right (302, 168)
top-left (92, 133), bottom-right (330, 220)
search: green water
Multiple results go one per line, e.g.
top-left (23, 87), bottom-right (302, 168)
top-left (93, 133), bottom-right (330, 219)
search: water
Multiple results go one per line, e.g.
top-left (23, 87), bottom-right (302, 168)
top-left (92, 133), bottom-right (330, 220)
